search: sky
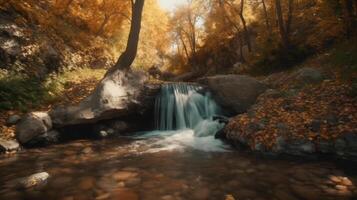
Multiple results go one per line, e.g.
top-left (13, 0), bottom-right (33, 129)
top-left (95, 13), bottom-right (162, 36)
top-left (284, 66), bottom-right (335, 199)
top-left (158, 0), bottom-right (187, 12)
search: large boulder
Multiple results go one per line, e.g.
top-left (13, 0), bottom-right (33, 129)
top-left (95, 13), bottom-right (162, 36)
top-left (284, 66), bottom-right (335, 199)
top-left (50, 70), bottom-right (160, 127)
top-left (15, 112), bottom-right (52, 145)
top-left (200, 75), bottom-right (268, 114)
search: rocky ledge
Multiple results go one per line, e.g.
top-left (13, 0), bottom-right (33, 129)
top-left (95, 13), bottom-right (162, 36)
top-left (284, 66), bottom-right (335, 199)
top-left (222, 67), bottom-right (357, 158)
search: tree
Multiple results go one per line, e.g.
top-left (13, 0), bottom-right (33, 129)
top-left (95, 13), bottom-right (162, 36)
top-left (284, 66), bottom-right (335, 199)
top-left (275, 0), bottom-right (294, 49)
top-left (107, 0), bottom-right (145, 74)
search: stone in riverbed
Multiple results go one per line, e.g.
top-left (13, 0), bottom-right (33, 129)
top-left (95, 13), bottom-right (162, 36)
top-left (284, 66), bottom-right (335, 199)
top-left (17, 172), bottom-right (50, 189)
top-left (15, 112), bottom-right (52, 145)
top-left (0, 139), bottom-right (20, 153)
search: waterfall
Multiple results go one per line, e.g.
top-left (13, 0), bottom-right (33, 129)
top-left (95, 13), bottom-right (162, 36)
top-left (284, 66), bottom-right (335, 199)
top-left (130, 83), bottom-right (229, 153)
top-left (154, 83), bottom-right (223, 137)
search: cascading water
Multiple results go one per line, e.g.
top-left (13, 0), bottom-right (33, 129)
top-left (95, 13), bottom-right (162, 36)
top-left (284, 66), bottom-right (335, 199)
top-left (155, 83), bottom-right (223, 136)
top-left (131, 83), bottom-right (230, 153)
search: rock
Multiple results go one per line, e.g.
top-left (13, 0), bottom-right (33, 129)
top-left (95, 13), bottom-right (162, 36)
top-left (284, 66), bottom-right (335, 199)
top-left (0, 139), bottom-right (20, 153)
top-left (289, 140), bottom-right (315, 154)
top-left (18, 172), bottom-right (50, 189)
top-left (335, 139), bottom-right (347, 153)
top-left (6, 115), bottom-right (21, 125)
top-left (199, 75), bottom-right (268, 114)
top-left (50, 70), bottom-right (160, 127)
top-left (319, 140), bottom-right (334, 153)
top-left (343, 133), bottom-right (357, 152)
top-left (274, 136), bottom-right (286, 152)
top-left (108, 120), bottom-right (129, 133)
top-left (293, 67), bottom-right (325, 86)
top-left (254, 143), bottom-right (266, 152)
top-left (214, 129), bottom-right (226, 139)
top-left (15, 112), bottom-right (52, 145)
top-left (26, 130), bottom-right (61, 146)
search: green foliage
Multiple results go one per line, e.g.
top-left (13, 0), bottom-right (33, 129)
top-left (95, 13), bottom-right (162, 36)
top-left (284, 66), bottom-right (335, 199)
top-left (0, 68), bottom-right (105, 112)
top-left (0, 75), bottom-right (48, 112)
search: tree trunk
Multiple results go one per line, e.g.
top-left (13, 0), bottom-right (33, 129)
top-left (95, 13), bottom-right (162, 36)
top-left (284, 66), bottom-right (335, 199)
top-left (238, 0), bottom-right (252, 52)
top-left (50, 0), bottom-right (152, 127)
top-left (275, 0), bottom-right (289, 49)
top-left (262, 0), bottom-right (272, 35)
top-left (342, 0), bottom-right (355, 36)
top-left (107, 0), bottom-right (145, 75)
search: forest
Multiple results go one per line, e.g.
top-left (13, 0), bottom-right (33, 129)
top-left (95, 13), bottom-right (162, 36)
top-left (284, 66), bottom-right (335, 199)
top-left (0, 0), bottom-right (356, 200)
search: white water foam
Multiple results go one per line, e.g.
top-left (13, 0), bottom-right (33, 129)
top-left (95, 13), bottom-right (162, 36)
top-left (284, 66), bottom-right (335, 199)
top-left (131, 83), bottom-right (230, 153)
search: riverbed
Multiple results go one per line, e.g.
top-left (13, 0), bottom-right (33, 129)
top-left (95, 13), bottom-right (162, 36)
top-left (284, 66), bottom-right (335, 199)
top-left (0, 133), bottom-right (356, 200)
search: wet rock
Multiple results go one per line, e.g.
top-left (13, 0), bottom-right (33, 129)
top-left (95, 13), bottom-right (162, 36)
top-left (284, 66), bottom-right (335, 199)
top-left (6, 114), bottom-right (21, 125)
top-left (109, 120), bottom-right (129, 133)
top-left (319, 140), bottom-right (334, 153)
top-left (16, 112), bottom-right (52, 145)
top-left (26, 130), bottom-right (61, 146)
top-left (335, 139), bottom-right (347, 154)
top-left (200, 75), bottom-right (268, 114)
top-left (287, 140), bottom-right (315, 155)
top-left (254, 143), bottom-right (266, 152)
top-left (18, 172), bottom-right (50, 189)
top-left (343, 133), bottom-right (357, 152)
top-left (0, 139), bottom-right (20, 153)
top-left (274, 136), bottom-right (286, 152)
top-left (215, 129), bottom-right (226, 139)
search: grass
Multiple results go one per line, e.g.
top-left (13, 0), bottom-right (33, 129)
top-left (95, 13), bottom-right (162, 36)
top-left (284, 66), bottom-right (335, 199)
top-left (0, 68), bottom-right (106, 112)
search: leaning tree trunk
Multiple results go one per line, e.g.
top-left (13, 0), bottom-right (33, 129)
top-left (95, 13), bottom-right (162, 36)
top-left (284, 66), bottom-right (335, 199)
top-left (49, 0), bottom-right (159, 128)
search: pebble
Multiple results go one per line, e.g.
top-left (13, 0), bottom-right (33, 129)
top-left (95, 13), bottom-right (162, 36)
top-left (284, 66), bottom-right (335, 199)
top-left (18, 172), bottom-right (50, 188)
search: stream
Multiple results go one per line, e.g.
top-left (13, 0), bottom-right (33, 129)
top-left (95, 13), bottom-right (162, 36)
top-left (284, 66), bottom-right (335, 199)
top-left (0, 83), bottom-right (356, 200)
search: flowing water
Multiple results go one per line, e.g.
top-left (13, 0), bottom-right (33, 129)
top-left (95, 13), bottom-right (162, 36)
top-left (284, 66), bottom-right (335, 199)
top-left (0, 83), bottom-right (356, 200)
